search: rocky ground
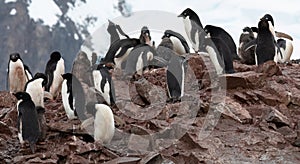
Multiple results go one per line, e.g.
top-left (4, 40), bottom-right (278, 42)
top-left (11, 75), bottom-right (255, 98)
top-left (1, 54), bottom-right (300, 163)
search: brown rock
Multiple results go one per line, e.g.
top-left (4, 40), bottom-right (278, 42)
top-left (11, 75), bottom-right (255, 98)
top-left (222, 71), bottom-right (264, 89)
top-left (134, 78), bottom-right (167, 104)
top-left (253, 90), bottom-right (280, 106)
top-left (104, 157), bottom-right (141, 164)
top-left (256, 60), bottom-right (282, 77)
top-left (233, 61), bottom-right (256, 72)
top-left (0, 91), bottom-right (16, 108)
top-left (265, 108), bottom-right (291, 128)
top-left (139, 152), bottom-right (163, 164)
top-left (0, 121), bottom-right (12, 137)
top-left (290, 87), bottom-right (300, 106)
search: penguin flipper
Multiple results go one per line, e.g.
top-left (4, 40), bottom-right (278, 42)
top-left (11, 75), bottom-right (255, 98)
top-left (275, 41), bottom-right (283, 59)
top-left (275, 31), bottom-right (293, 41)
top-left (116, 24), bottom-right (129, 39)
top-left (243, 39), bottom-right (257, 52)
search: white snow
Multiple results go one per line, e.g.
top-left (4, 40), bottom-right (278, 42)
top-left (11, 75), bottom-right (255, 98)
top-left (28, 0), bottom-right (62, 27)
top-left (9, 8), bottom-right (17, 15)
top-left (4, 0), bottom-right (17, 3)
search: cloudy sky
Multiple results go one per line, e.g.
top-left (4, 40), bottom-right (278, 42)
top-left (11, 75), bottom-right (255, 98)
top-left (25, 0), bottom-right (300, 59)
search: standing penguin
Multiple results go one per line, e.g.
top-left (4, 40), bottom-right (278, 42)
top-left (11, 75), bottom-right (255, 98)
top-left (166, 54), bottom-right (188, 103)
top-left (85, 102), bottom-right (115, 144)
top-left (24, 73), bottom-right (47, 108)
top-left (162, 30), bottom-right (190, 55)
top-left (92, 64), bottom-right (115, 106)
top-left (107, 19), bottom-right (129, 44)
top-left (178, 8), bottom-right (235, 72)
top-left (7, 53), bottom-right (30, 93)
top-left (124, 44), bottom-right (155, 77)
top-left (45, 51), bottom-right (65, 99)
top-left (61, 73), bottom-right (86, 120)
top-left (139, 26), bottom-right (153, 46)
top-left (238, 27), bottom-right (256, 65)
top-left (102, 38), bottom-right (141, 69)
top-left (274, 38), bottom-right (293, 63)
top-left (13, 92), bottom-right (40, 153)
top-left (178, 8), bottom-right (204, 52)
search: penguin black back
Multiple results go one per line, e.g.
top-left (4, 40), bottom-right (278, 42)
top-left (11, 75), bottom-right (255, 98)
top-left (62, 73), bottom-right (86, 120)
top-left (163, 30), bottom-right (190, 54)
top-left (204, 25), bottom-right (239, 60)
top-left (256, 18), bottom-right (276, 64)
top-left (14, 91), bottom-right (40, 153)
top-left (45, 51), bottom-right (62, 91)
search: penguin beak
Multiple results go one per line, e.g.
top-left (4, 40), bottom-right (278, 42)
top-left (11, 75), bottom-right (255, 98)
top-left (178, 14), bottom-right (183, 18)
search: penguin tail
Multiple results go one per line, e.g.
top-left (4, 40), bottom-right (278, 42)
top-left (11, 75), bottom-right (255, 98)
top-left (29, 142), bottom-right (36, 153)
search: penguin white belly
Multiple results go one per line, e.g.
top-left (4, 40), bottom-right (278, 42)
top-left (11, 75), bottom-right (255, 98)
top-left (26, 79), bottom-right (44, 107)
top-left (114, 47), bottom-right (133, 69)
top-left (276, 40), bottom-right (293, 63)
top-left (180, 62), bottom-right (185, 97)
top-left (92, 70), bottom-right (111, 105)
top-left (103, 82), bottom-right (111, 105)
top-left (17, 100), bottom-right (24, 144)
top-left (136, 52), bottom-right (144, 75)
top-left (94, 104), bottom-right (115, 144)
top-left (170, 37), bottom-right (186, 55)
top-left (61, 80), bottom-right (76, 119)
top-left (206, 46), bottom-right (223, 75)
top-left (9, 60), bottom-right (27, 92)
top-left (50, 59), bottom-right (65, 97)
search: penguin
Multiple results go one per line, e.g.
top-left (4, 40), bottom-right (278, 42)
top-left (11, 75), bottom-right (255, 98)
top-left (85, 102), bottom-right (115, 144)
top-left (45, 51), bottom-right (65, 99)
top-left (107, 19), bottom-right (129, 44)
top-left (204, 25), bottom-right (239, 60)
top-left (124, 44), bottom-right (155, 77)
top-left (246, 18), bottom-right (276, 65)
top-left (24, 73), bottom-right (47, 108)
top-left (61, 73), bottom-right (86, 120)
top-left (178, 8), bottom-right (204, 52)
top-left (92, 65), bottom-right (115, 106)
top-left (162, 30), bottom-right (190, 55)
top-left (152, 37), bottom-right (175, 68)
top-left (139, 26), bottom-right (154, 46)
top-left (102, 38), bottom-right (141, 69)
top-left (166, 54), bottom-right (188, 103)
top-left (13, 92), bottom-right (40, 153)
top-left (36, 106), bottom-right (46, 141)
top-left (7, 53), bottom-right (30, 93)
top-left (178, 8), bottom-right (236, 72)
top-left (200, 36), bottom-right (232, 74)
top-left (274, 38), bottom-right (293, 63)
top-left (238, 27), bottom-right (256, 65)
top-left (24, 65), bottom-right (33, 81)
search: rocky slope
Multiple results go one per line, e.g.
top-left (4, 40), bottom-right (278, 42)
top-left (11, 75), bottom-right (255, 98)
top-left (1, 54), bottom-right (300, 163)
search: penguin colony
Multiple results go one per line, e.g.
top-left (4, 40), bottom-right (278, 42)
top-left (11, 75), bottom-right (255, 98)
top-left (6, 7), bottom-right (294, 154)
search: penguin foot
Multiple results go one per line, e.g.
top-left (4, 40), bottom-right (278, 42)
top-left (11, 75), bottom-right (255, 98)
top-left (29, 143), bottom-right (36, 154)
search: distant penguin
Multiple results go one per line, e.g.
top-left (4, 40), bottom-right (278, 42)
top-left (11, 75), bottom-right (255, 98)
top-left (238, 27), bottom-right (256, 65)
top-left (178, 8), bottom-right (204, 52)
top-left (45, 51), bottom-right (65, 99)
top-left (61, 73), bottom-right (86, 120)
top-left (247, 18), bottom-right (276, 65)
top-left (166, 54), bottom-right (188, 103)
top-left (103, 38), bottom-right (140, 69)
top-left (7, 53), bottom-right (30, 93)
top-left (107, 19), bottom-right (129, 44)
top-left (124, 44), bottom-right (155, 76)
top-left (162, 30), bottom-right (190, 55)
top-left (92, 65), bottom-right (115, 106)
top-left (139, 26), bottom-right (153, 46)
top-left (274, 38), bottom-right (293, 63)
top-left (204, 25), bottom-right (239, 60)
top-left (24, 73), bottom-right (47, 108)
top-left (13, 92), bottom-right (40, 153)
top-left (85, 102), bottom-right (115, 144)
top-left (153, 37), bottom-right (176, 68)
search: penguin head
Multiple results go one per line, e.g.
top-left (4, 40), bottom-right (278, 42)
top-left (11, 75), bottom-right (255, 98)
top-left (178, 8), bottom-right (195, 19)
top-left (13, 91), bottom-right (31, 101)
top-left (50, 51), bottom-right (62, 61)
top-left (33, 72), bottom-right (48, 87)
top-left (261, 14), bottom-right (274, 26)
top-left (242, 27), bottom-right (252, 33)
top-left (258, 18), bottom-right (269, 31)
top-left (140, 26), bottom-right (152, 44)
top-left (61, 73), bottom-right (73, 81)
top-left (9, 53), bottom-right (21, 62)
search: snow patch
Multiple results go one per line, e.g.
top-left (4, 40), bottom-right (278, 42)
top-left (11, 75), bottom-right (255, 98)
top-left (28, 0), bottom-right (62, 27)
top-left (9, 8), bottom-right (17, 15)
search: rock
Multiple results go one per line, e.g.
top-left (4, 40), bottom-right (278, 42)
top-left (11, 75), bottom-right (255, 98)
top-left (0, 121), bottom-right (12, 137)
top-left (256, 60), bottom-right (282, 77)
top-left (0, 91), bottom-right (16, 108)
top-left (222, 71), bottom-right (264, 89)
top-left (290, 87), bottom-right (300, 106)
top-left (277, 126), bottom-right (297, 142)
top-left (215, 97), bottom-right (252, 124)
top-left (233, 61), bottom-right (256, 72)
top-left (67, 154), bottom-right (90, 164)
top-left (104, 157), bottom-right (141, 164)
top-left (253, 90), bottom-right (280, 106)
top-left (265, 108), bottom-right (291, 128)
top-left (265, 81), bottom-right (291, 105)
top-left (139, 152), bottom-right (163, 164)
top-left (134, 78), bottom-right (167, 104)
